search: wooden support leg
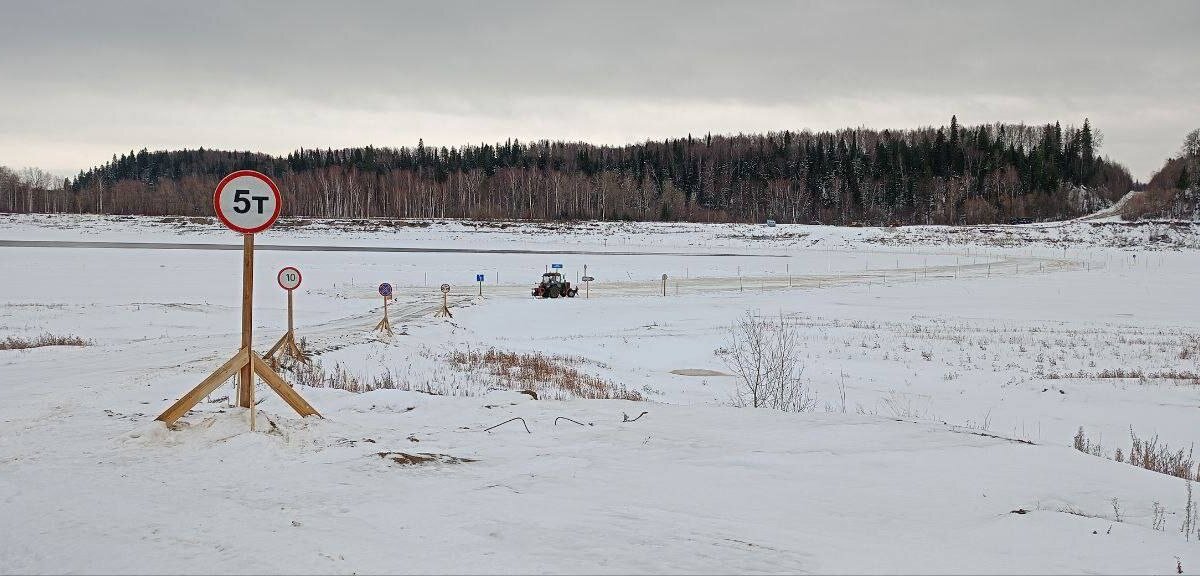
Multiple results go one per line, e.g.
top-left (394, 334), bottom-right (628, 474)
top-left (264, 331), bottom-right (289, 360)
top-left (286, 335), bottom-right (308, 364)
top-left (266, 330), bottom-right (309, 369)
top-left (157, 347), bottom-right (321, 426)
top-left (156, 348), bottom-right (250, 424)
top-left (374, 299), bottom-right (393, 335)
top-left (375, 317), bottom-right (392, 335)
top-left (252, 353), bottom-right (320, 417)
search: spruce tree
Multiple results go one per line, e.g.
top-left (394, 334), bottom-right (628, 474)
top-left (1080, 118), bottom-right (1095, 184)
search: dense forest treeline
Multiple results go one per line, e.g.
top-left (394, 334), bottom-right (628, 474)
top-left (1121, 129), bottom-right (1200, 220)
top-left (2, 117), bottom-right (1134, 225)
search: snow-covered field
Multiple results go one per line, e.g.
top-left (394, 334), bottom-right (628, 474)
top-left (2, 213), bottom-right (1199, 574)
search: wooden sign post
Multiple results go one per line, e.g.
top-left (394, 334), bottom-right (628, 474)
top-left (375, 282), bottom-right (394, 336)
top-left (662, 273), bottom-right (668, 296)
top-left (435, 283), bottom-right (453, 318)
top-left (265, 266), bottom-right (308, 368)
top-left (581, 264), bottom-right (594, 299)
top-left (157, 170), bottom-right (319, 430)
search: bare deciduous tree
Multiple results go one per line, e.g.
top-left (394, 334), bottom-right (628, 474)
top-left (716, 310), bottom-right (815, 412)
top-left (1182, 128), bottom-right (1200, 158)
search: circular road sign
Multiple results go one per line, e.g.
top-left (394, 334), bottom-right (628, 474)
top-left (277, 266), bottom-right (302, 291)
top-left (440, 283), bottom-right (451, 293)
top-left (378, 283), bottom-right (393, 297)
top-left (213, 170), bottom-right (282, 234)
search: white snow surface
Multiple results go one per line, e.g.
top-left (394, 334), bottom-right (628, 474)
top-left (2, 213), bottom-right (1199, 574)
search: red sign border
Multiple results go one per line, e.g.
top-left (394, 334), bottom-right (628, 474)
top-left (213, 169), bottom-right (282, 234)
top-left (277, 266), bottom-right (302, 291)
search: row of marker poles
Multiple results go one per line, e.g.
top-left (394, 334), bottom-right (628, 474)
top-left (460, 246), bottom-right (1112, 300)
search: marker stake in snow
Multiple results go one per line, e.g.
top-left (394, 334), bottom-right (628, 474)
top-left (157, 171), bottom-right (319, 431)
top-left (265, 266), bottom-right (307, 368)
top-left (435, 284), bottom-right (453, 318)
top-left (476, 274), bottom-right (484, 296)
top-left (375, 283), bottom-right (394, 336)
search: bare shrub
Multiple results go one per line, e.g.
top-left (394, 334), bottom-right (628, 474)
top-left (716, 310), bottom-right (815, 412)
top-left (1054, 368), bottom-right (1199, 381)
top-left (1153, 501), bottom-right (1167, 531)
top-left (1073, 427), bottom-right (1105, 457)
top-left (1128, 428), bottom-right (1198, 481)
top-left (1099, 368), bottom-right (1144, 379)
top-left (1074, 426), bottom-right (1199, 481)
top-left (881, 391), bottom-right (926, 420)
top-left (0, 333), bottom-right (90, 350)
top-left (447, 347), bottom-right (642, 401)
top-left (1184, 481), bottom-right (1197, 542)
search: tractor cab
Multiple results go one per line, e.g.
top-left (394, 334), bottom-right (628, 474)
top-left (532, 271), bottom-right (579, 298)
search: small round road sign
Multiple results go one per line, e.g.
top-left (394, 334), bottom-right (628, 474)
top-left (379, 283), bottom-right (393, 297)
top-left (277, 266), bottom-right (302, 291)
top-left (213, 170), bottom-right (282, 234)
top-left (440, 283), bottom-right (451, 293)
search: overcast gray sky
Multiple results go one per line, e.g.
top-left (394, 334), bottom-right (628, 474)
top-left (1, 0), bottom-right (1197, 180)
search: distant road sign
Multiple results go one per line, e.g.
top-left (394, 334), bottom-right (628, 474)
top-left (277, 266), bottom-right (302, 290)
top-left (440, 283), bottom-right (451, 293)
top-left (476, 274), bottom-right (485, 282)
top-left (551, 263), bottom-right (563, 269)
top-left (581, 276), bottom-right (595, 282)
top-left (378, 283), bottom-right (393, 297)
top-left (213, 170), bottom-right (281, 234)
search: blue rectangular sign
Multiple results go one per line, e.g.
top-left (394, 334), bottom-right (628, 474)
top-left (476, 274), bottom-right (485, 282)
top-left (551, 263), bottom-right (563, 269)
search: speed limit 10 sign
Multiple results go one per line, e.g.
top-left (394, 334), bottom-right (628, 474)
top-left (213, 170), bottom-right (282, 234)
top-left (277, 266), bottom-right (302, 291)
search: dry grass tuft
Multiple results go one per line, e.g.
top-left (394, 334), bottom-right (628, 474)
top-left (277, 348), bottom-right (641, 401)
top-left (0, 333), bottom-right (90, 350)
top-left (1049, 368), bottom-right (1200, 383)
top-left (1074, 426), bottom-right (1199, 481)
top-left (282, 358), bottom-right (401, 394)
top-left (447, 347), bottom-right (642, 401)
top-left (1129, 430), bottom-right (1198, 481)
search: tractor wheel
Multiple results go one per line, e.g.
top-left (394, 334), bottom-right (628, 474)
top-left (548, 285), bottom-right (561, 298)
top-left (567, 288), bottom-right (578, 297)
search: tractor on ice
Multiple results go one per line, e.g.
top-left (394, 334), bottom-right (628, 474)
top-left (532, 272), bottom-right (578, 298)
